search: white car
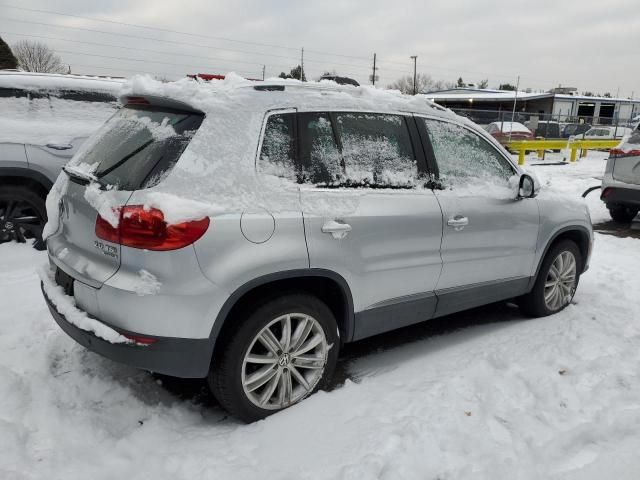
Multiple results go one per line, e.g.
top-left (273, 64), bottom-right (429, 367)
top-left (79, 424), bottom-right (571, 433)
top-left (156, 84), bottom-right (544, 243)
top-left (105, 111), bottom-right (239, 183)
top-left (583, 126), bottom-right (633, 140)
top-left (0, 71), bottom-right (122, 249)
top-left (601, 123), bottom-right (640, 222)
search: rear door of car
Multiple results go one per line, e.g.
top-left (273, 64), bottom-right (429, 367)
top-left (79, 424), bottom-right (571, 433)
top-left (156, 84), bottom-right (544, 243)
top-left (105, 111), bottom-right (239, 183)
top-left (298, 111), bottom-right (443, 340)
top-left (418, 116), bottom-right (540, 316)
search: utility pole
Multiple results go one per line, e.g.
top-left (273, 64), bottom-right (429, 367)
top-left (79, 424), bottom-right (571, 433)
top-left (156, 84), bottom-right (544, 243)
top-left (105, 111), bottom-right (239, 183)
top-left (410, 55), bottom-right (417, 95)
top-left (262, 65), bottom-right (266, 81)
top-left (371, 53), bottom-right (377, 86)
top-left (508, 75), bottom-right (521, 143)
top-left (300, 47), bottom-right (305, 82)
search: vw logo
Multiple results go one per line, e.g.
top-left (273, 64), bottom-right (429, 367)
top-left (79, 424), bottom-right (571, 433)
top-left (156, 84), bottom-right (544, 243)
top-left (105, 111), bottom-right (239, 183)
top-left (4, 221), bottom-right (14, 230)
top-left (278, 353), bottom-right (290, 367)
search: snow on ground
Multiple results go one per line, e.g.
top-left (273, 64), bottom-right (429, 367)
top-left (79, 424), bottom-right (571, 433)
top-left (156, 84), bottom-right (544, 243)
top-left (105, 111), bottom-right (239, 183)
top-left (1, 154), bottom-right (640, 479)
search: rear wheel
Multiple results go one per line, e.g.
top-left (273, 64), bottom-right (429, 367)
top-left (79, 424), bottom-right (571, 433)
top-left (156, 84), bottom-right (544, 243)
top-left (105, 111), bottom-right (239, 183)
top-left (519, 240), bottom-right (581, 317)
top-left (0, 186), bottom-right (47, 250)
top-left (608, 204), bottom-right (639, 223)
top-left (209, 293), bottom-right (339, 422)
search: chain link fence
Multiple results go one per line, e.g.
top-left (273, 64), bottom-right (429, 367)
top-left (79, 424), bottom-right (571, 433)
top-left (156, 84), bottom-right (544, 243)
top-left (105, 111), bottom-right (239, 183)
top-left (449, 107), bottom-right (638, 140)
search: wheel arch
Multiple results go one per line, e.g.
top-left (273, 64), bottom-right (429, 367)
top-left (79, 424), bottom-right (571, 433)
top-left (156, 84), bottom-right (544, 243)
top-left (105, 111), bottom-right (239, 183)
top-left (0, 167), bottom-right (53, 199)
top-left (530, 225), bottom-right (591, 288)
top-left (209, 269), bottom-right (355, 360)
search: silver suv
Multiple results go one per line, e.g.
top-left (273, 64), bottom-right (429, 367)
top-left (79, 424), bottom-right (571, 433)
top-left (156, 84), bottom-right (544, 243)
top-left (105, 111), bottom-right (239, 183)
top-left (0, 71), bottom-right (121, 249)
top-left (41, 80), bottom-right (593, 422)
top-left (601, 123), bottom-right (640, 223)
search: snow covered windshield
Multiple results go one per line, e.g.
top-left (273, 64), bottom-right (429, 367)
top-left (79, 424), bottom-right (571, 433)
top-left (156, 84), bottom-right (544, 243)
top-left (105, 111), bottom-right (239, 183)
top-left (74, 106), bottom-right (204, 190)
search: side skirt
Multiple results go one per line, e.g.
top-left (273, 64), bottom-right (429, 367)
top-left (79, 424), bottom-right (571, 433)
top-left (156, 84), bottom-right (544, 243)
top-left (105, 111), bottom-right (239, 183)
top-left (352, 277), bottom-right (532, 342)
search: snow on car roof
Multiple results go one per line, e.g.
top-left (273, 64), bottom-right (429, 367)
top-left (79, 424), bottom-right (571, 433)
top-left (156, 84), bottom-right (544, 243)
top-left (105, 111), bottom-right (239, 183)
top-left (0, 71), bottom-right (125, 94)
top-left (119, 72), bottom-right (453, 117)
top-left (489, 121), bottom-right (531, 133)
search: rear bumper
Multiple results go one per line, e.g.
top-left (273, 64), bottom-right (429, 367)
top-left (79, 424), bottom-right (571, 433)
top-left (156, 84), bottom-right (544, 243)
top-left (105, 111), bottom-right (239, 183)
top-left (42, 284), bottom-right (213, 378)
top-left (601, 186), bottom-right (640, 208)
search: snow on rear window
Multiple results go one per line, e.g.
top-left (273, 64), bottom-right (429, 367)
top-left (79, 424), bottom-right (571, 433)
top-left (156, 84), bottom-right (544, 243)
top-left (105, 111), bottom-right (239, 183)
top-left (69, 106), bottom-right (203, 191)
top-left (258, 113), bottom-right (296, 181)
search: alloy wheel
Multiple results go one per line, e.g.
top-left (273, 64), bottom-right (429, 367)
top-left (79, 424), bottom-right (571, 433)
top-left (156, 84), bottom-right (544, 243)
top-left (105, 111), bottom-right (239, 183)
top-left (544, 250), bottom-right (577, 311)
top-left (0, 198), bottom-right (45, 246)
top-left (241, 313), bottom-right (329, 410)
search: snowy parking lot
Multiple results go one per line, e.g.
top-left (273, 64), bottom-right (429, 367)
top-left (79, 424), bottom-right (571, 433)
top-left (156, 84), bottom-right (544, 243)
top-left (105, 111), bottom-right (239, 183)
top-left (1, 152), bottom-right (639, 479)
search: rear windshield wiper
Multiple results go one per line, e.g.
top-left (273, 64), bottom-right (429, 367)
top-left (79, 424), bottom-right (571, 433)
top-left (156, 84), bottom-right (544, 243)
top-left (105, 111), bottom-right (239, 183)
top-left (63, 165), bottom-right (97, 185)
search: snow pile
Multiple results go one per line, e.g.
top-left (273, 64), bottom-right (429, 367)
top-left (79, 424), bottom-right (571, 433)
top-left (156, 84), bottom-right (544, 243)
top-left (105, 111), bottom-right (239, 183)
top-left (133, 270), bottom-right (162, 296)
top-left (0, 96), bottom-right (118, 145)
top-left (1, 226), bottom-right (640, 478)
top-left (37, 264), bottom-right (129, 344)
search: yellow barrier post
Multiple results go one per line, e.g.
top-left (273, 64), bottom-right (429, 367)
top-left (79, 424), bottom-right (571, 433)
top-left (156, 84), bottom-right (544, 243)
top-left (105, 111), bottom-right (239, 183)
top-left (537, 149), bottom-right (544, 159)
top-left (570, 148), bottom-right (578, 162)
top-left (518, 149), bottom-right (525, 165)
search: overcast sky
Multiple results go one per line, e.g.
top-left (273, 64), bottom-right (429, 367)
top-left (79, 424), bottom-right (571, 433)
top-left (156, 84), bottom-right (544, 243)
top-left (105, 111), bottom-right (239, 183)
top-left (1, 0), bottom-right (639, 97)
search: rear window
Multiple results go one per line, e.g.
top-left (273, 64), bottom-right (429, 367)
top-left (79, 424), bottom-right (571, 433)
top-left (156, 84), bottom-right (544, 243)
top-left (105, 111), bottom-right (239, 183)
top-left (78, 106), bottom-right (204, 190)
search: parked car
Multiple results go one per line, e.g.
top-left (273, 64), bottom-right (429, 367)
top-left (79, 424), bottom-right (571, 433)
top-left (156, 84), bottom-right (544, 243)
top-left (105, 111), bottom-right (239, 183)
top-left (0, 71), bottom-right (122, 249)
top-left (562, 122), bottom-right (592, 138)
top-left (525, 120), bottom-right (562, 139)
top-left (41, 79), bottom-right (593, 422)
top-left (319, 74), bottom-right (360, 87)
top-left (583, 126), bottom-right (633, 139)
top-left (486, 121), bottom-right (533, 142)
top-left (601, 123), bottom-right (640, 222)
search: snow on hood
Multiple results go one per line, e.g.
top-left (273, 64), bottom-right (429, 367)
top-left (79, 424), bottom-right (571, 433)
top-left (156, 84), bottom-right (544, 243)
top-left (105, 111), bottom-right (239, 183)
top-left (64, 73), bottom-right (461, 224)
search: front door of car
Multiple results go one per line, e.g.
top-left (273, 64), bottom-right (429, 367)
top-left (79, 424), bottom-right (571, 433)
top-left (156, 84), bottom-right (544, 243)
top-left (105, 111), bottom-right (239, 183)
top-left (296, 112), bottom-right (444, 340)
top-left (418, 117), bottom-right (540, 316)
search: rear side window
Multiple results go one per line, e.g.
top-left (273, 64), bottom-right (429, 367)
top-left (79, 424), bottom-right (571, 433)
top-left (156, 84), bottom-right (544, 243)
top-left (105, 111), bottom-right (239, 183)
top-left (76, 106), bottom-right (204, 190)
top-left (423, 119), bottom-right (514, 187)
top-left (334, 113), bottom-right (417, 188)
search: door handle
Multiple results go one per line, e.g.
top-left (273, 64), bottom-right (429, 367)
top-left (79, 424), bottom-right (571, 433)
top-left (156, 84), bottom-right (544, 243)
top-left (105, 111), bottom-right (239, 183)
top-left (322, 220), bottom-right (352, 239)
top-left (46, 143), bottom-right (73, 150)
top-left (447, 215), bottom-right (469, 230)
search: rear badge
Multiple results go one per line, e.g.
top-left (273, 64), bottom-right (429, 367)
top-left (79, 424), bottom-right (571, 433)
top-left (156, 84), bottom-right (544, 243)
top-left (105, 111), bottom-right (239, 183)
top-left (94, 241), bottom-right (118, 259)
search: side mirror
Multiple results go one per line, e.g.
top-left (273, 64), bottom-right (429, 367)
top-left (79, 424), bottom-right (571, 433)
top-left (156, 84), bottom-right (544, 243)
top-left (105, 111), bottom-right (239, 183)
top-left (518, 174), bottom-right (537, 199)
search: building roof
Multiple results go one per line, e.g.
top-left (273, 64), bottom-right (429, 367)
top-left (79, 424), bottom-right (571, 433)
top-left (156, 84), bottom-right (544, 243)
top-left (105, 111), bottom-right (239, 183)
top-left (424, 87), bottom-right (639, 104)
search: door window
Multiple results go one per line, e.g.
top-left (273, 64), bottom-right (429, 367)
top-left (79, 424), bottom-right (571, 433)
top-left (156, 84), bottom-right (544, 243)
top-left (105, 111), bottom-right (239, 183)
top-left (334, 113), bottom-right (417, 188)
top-left (298, 112), bottom-right (343, 185)
top-left (422, 118), bottom-right (514, 187)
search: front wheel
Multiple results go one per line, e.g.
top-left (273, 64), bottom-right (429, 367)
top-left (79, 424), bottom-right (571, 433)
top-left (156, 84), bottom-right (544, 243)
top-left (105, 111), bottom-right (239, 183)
top-left (209, 293), bottom-right (339, 422)
top-left (519, 240), bottom-right (582, 317)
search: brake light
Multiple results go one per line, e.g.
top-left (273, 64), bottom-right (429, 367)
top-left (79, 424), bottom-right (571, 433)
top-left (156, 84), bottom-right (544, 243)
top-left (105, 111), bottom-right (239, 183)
top-left (126, 96), bottom-right (150, 105)
top-left (95, 206), bottom-right (210, 251)
top-left (610, 148), bottom-right (640, 158)
top-left (123, 333), bottom-right (158, 345)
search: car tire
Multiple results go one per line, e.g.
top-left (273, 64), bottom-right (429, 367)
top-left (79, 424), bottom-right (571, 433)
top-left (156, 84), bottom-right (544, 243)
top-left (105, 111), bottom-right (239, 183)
top-left (208, 293), bottom-right (339, 423)
top-left (608, 204), bottom-right (639, 224)
top-left (0, 185), bottom-right (47, 250)
top-left (519, 240), bottom-right (582, 317)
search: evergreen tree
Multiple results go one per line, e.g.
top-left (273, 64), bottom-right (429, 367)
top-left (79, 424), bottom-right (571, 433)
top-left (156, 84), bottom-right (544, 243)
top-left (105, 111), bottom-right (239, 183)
top-left (0, 36), bottom-right (18, 70)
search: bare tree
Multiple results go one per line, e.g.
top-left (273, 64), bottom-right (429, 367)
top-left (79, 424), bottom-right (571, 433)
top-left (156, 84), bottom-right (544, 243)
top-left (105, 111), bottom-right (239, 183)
top-left (477, 78), bottom-right (489, 89)
top-left (388, 74), bottom-right (455, 94)
top-left (12, 40), bottom-right (65, 73)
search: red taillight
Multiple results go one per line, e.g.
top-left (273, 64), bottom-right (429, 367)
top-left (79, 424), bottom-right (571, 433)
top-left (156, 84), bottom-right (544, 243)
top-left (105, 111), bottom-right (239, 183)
top-left (123, 333), bottom-right (158, 345)
top-left (126, 96), bottom-right (150, 105)
top-left (95, 206), bottom-right (210, 251)
top-left (601, 187), bottom-right (611, 198)
top-left (610, 148), bottom-right (640, 158)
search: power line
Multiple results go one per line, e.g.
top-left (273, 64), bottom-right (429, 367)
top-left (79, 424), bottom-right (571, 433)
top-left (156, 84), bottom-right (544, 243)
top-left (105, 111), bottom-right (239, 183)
top-left (53, 48), bottom-right (259, 77)
top-left (0, 3), bottom-right (412, 67)
top-left (0, 30), bottom-right (295, 71)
